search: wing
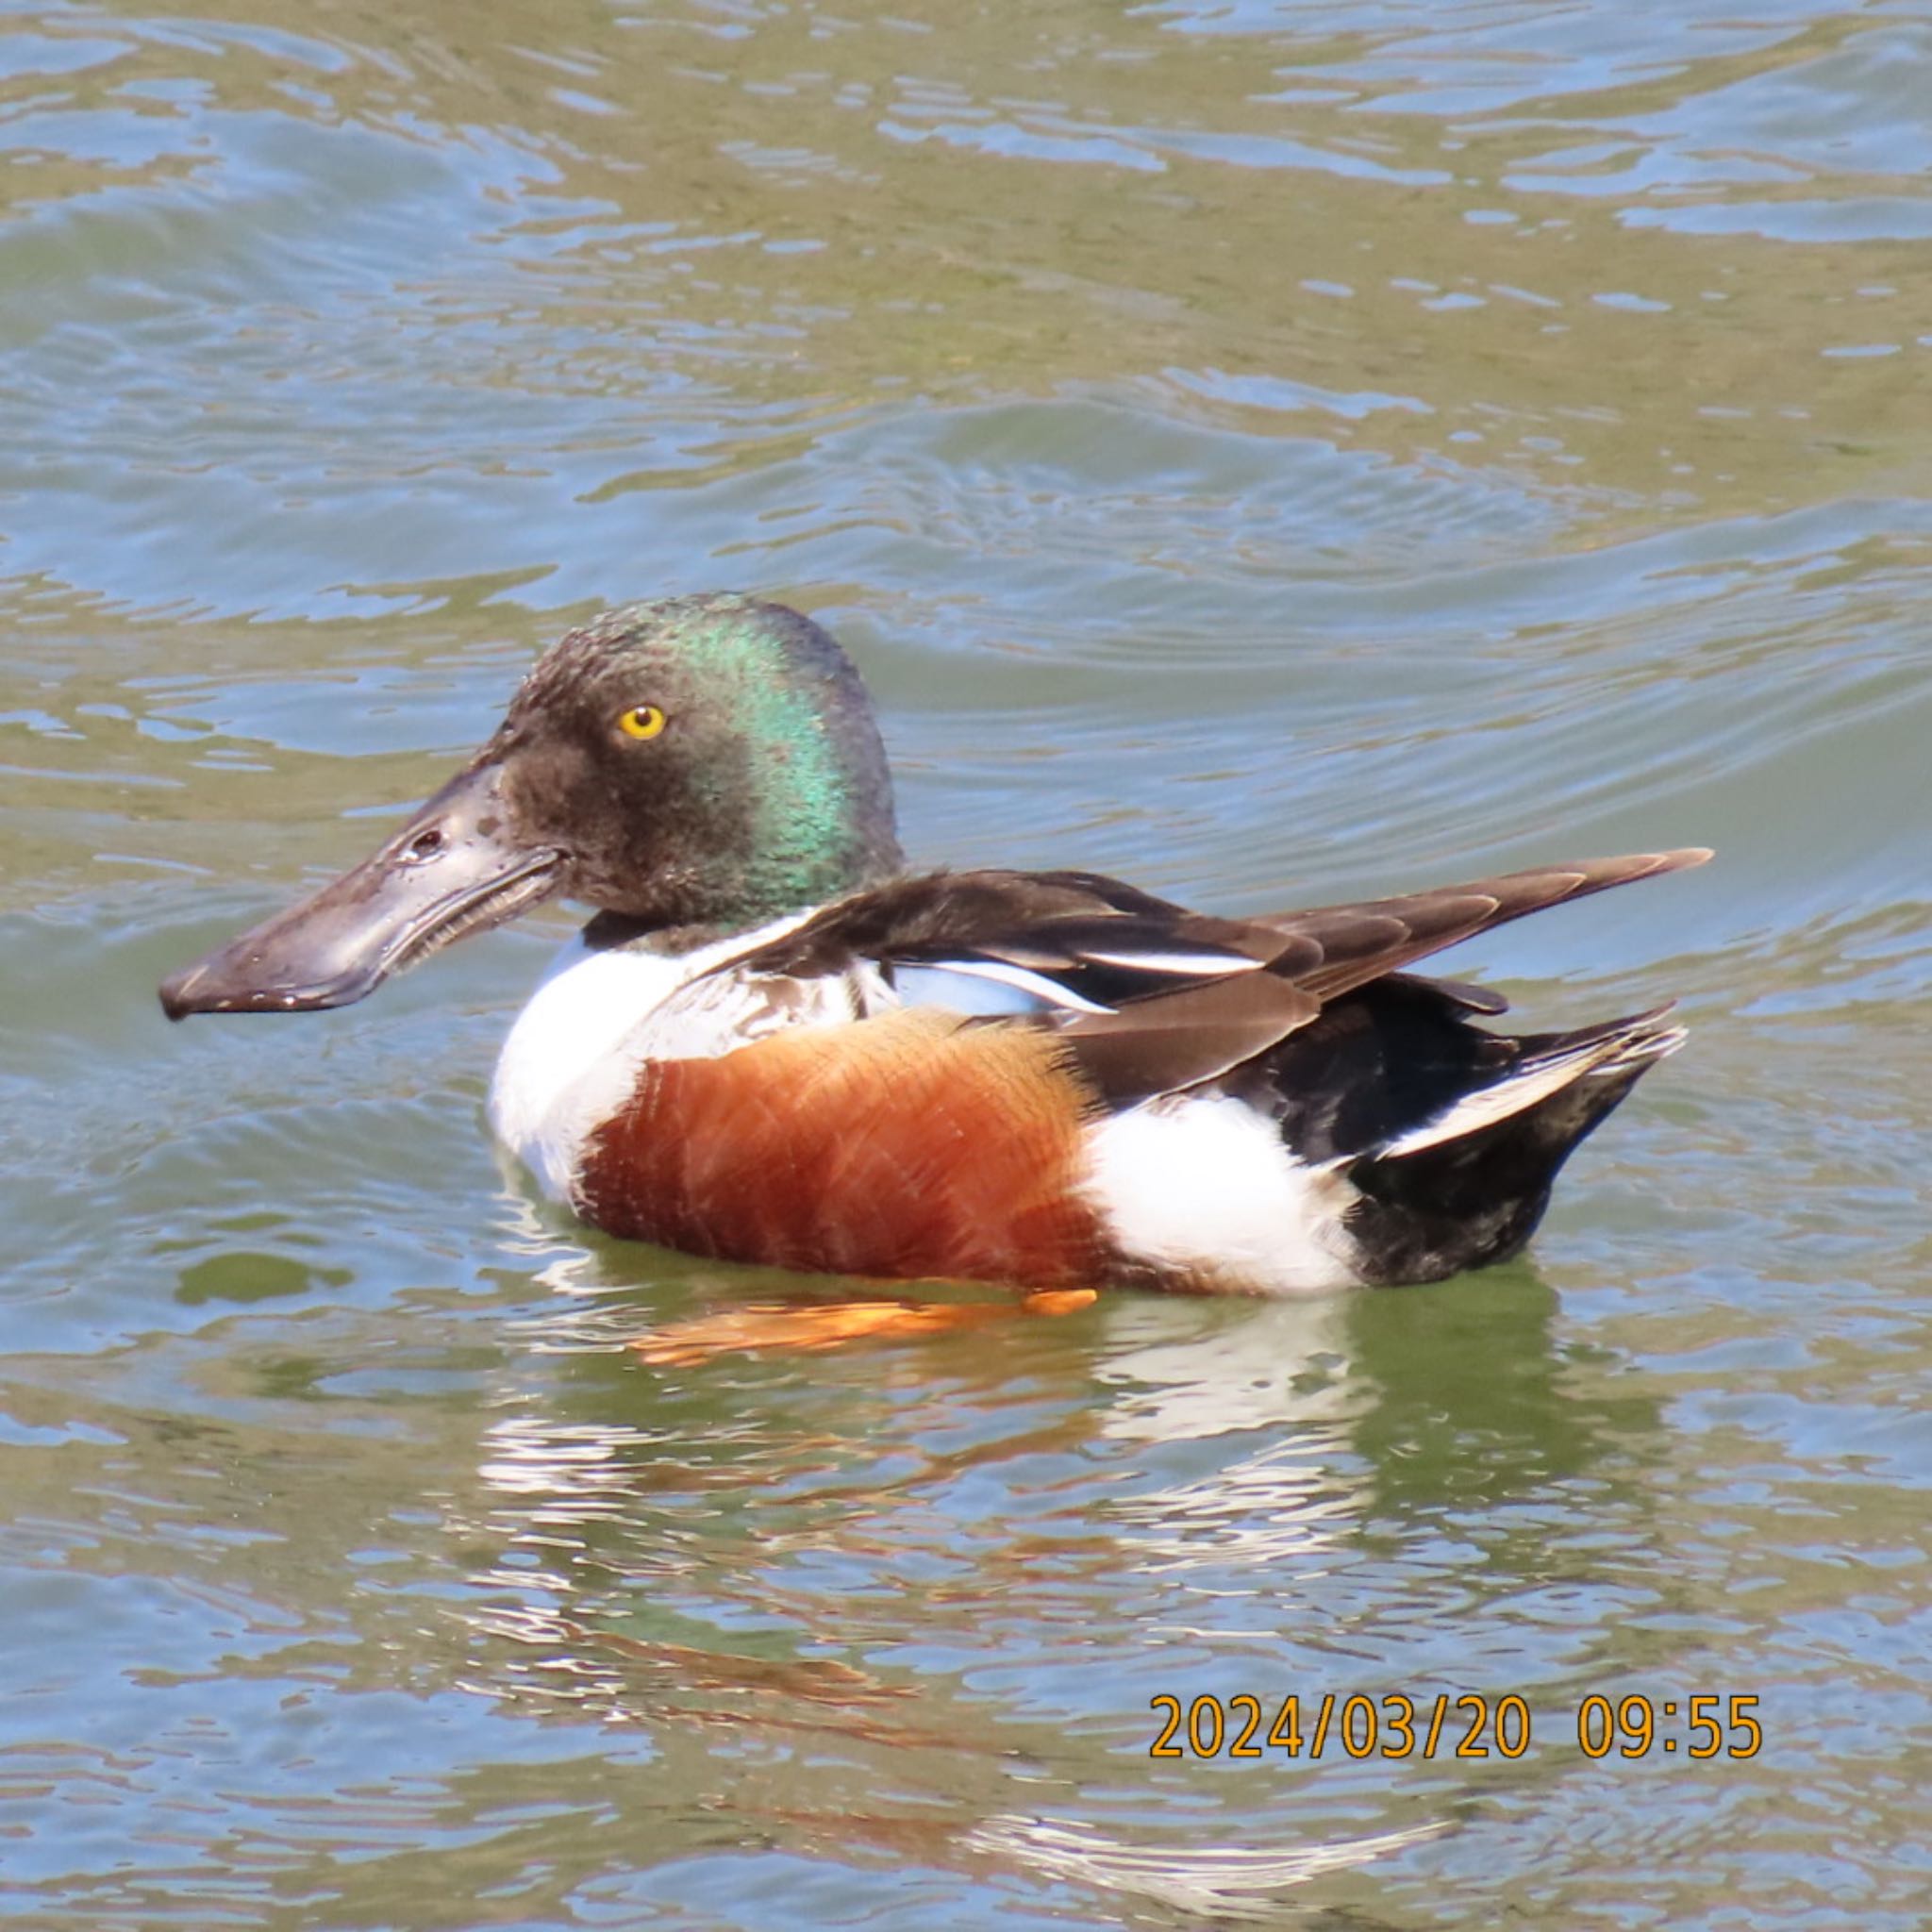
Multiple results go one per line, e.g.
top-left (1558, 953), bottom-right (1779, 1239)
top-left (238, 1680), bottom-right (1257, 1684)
top-left (725, 869), bottom-right (1277, 1008)
top-left (1239, 849), bottom-right (1712, 1001)
top-left (718, 850), bottom-right (1712, 1106)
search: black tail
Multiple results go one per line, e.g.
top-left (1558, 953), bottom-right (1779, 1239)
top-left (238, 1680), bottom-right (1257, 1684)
top-left (1341, 1008), bottom-right (1683, 1286)
top-left (1233, 976), bottom-right (1685, 1287)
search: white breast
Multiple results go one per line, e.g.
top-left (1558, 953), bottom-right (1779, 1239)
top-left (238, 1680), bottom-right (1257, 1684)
top-left (487, 938), bottom-right (687, 1203)
top-left (486, 909), bottom-right (828, 1206)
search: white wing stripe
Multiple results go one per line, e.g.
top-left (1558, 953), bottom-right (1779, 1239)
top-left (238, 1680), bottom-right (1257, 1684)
top-left (892, 958), bottom-right (1115, 1015)
top-left (1075, 946), bottom-right (1263, 976)
top-left (1377, 1027), bottom-right (1686, 1158)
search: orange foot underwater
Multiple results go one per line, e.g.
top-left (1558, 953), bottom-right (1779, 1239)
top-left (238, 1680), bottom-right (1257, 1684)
top-left (630, 1289), bottom-right (1102, 1368)
top-left (161, 593), bottom-right (1708, 1295)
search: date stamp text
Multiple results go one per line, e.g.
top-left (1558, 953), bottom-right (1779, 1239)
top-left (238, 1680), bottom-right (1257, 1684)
top-left (1148, 1692), bottom-right (1762, 1761)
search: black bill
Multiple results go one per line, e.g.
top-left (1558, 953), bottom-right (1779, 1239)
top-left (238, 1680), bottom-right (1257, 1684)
top-left (158, 759), bottom-right (565, 1019)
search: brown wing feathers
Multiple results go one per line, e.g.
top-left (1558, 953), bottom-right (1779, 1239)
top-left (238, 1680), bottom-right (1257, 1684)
top-left (1251, 848), bottom-right (1713, 1001)
top-left (1059, 848), bottom-right (1709, 1105)
top-left (1049, 972), bottom-right (1321, 1106)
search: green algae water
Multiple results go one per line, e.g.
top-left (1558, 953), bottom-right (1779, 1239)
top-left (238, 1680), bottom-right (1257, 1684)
top-left (2, 1), bottom-right (1929, 1925)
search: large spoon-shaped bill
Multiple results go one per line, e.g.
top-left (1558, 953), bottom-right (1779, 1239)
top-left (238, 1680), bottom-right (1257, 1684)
top-left (158, 760), bottom-right (565, 1020)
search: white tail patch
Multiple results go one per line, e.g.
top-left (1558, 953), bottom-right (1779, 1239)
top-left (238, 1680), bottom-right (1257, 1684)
top-left (1082, 1093), bottom-right (1363, 1294)
top-left (1377, 1020), bottom-right (1686, 1159)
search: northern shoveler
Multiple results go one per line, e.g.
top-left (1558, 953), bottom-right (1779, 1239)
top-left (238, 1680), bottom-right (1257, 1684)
top-left (160, 593), bottom-right (1707, 1295)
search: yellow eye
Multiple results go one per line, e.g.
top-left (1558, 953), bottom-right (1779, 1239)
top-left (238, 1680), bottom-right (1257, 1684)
top-left (617, 704), bottom-right (668, 741)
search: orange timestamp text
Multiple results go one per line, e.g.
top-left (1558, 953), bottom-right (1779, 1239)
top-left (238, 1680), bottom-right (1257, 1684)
top-left (1149, 1691), bottom-right (1762, 1761)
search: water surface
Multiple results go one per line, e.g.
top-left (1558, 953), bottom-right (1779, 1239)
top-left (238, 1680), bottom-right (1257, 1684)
top-left (3, 0), bottom-right (1929, 1925)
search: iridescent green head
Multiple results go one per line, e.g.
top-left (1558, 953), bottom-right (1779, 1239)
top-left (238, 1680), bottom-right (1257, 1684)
top-left (498, 593), bottom-right (903, 932)
top-left (158, 594), bottom-right (904, 1018)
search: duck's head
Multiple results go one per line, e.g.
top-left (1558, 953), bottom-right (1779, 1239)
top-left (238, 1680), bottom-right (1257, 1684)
top-left (159, 593), bottom-right (903, 1018)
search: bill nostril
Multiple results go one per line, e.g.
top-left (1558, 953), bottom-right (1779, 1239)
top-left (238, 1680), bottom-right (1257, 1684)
top-left (408, 828), bottom-right (445, 858)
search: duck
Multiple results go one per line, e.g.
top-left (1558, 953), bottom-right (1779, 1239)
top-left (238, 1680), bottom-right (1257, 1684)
top-left (159, 592), bottom-right (1708, 1296)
